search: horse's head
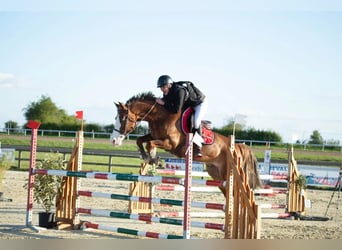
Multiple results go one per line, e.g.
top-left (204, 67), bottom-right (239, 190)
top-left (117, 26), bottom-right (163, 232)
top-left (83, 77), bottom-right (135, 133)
top-left (110, 101), bottom-right (138, 146)
top-left (110, 92), bottom-right (157, 146)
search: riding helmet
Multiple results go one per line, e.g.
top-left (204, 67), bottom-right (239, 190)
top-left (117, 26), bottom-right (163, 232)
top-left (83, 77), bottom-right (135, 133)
top-left (157, 75), bottom-right (173, 88)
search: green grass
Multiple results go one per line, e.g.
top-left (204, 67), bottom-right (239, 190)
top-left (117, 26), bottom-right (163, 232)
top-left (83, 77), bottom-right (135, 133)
top-left (0, 136), bottom-right (138, 151)
top-left (252, 150), bottom-right (341, 163)
top-left (0, 135), bottom-right (143, 173)
top-left (1, 134), bottom-right (341, 171)
top-left (6, 150), bottom-right (142, 173)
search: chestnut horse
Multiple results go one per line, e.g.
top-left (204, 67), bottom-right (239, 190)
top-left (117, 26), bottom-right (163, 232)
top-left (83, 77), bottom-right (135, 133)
top-left (111, 92), bottom-right (263, 196)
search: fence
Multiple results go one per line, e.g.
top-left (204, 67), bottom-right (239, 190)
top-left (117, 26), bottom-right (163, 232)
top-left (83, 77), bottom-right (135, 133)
top-left (1, 128), bottom-right (140, 140)
top-left (0, 144), bottom-right (174, 171)
top-left (2, 127), bottom-right (341, 151)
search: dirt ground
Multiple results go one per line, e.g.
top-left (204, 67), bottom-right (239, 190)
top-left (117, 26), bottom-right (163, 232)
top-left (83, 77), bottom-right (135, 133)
top-left (0, 170), bottom-right (341, 239)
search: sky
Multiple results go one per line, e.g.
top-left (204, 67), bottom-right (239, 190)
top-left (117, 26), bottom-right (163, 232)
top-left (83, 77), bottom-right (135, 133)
top-left (0, 1), bottom-right (342, 144)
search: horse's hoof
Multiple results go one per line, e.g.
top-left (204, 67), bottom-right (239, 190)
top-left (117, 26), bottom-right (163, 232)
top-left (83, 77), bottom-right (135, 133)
top-left (139, 153), bottom-right (149, 163)
top-left (156, 158), bottom-right (163, 168)
top-left (148, 159), bottom-right (156, 165)
top-left (148, 157), bottom-right (162, 166)
top-left (156, 161), bottom-right (163, 169)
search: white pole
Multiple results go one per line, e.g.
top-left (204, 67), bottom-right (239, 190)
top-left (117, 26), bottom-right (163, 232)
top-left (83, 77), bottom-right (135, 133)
top-left (183, 133), bottom-right (193, 239)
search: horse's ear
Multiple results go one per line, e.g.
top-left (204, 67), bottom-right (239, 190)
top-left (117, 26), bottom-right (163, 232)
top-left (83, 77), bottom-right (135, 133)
top-left (113, 101), bottom-right (127, 109)
top-left (113, 101), bottom-right (121, 108)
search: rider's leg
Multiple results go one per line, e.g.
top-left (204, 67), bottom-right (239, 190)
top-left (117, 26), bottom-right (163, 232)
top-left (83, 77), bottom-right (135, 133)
top-left (192, 98), bottom-right (208, 157)
top-left (193, 98), bottom-right (208, 136)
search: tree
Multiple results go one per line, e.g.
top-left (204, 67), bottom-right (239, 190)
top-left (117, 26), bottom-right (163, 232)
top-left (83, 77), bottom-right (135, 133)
top-left (132, 124), bottom-right (149, 135)
top-left (326, 139), bottom-right (340, 146)
top-left (23, 95), bottom-right (76, 126)
top-left (104, 124), bottom-right (114, 133)
top-left (308, 130), bottom-right (323, 144)
top-left (216, 120), bottom-right (245, 136)
top-left (4, 120), bottom-right (19, 129)
top-left (213, 120), bottom-right (283, 142)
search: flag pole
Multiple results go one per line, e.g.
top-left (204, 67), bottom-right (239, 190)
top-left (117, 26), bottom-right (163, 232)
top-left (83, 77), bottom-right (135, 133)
top-left (75, 111), bottom-right (84, 131)
top-left (233, 114), bottom-right (247, 138)
top-left (233, 121), bottom-right (236, 137)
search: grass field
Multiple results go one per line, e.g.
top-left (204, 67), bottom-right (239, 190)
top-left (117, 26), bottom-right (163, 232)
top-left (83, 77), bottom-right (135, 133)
top-left (1, 134), bottom-right (341, 173)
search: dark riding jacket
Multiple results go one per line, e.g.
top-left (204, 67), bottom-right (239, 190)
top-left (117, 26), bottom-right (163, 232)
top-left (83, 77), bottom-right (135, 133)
top-left (162, 82), bottom-right (205, 113)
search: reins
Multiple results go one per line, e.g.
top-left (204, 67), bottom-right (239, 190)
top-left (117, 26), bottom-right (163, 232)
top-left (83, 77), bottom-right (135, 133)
top-left (139, 101), bottom-right (157, 122)
top-left (125, 101), bottom-right (157, 135)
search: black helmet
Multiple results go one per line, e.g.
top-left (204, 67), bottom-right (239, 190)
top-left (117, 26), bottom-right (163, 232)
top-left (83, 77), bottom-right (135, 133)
top-left (157, 75), bottom-right (173, 88)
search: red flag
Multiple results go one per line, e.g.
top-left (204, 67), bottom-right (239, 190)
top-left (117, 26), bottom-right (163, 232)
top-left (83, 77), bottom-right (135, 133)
top-left (27, 120), bottom-right (41, 129)
top-left (75, 110), bottom-right (84, 120)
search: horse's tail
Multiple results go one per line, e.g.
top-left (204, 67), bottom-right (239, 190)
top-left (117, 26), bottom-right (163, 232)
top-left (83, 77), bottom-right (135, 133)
top-left (236, 144), bottom-right (264, 190)
top-left (251, 154), bottom-right (264, 189)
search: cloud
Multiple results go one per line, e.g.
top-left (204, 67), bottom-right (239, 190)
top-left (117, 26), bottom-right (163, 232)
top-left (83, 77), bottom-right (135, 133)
top-left (0, 72), bottom-right (14, 81)
top-left (0, 72), bottom-right (16, 88)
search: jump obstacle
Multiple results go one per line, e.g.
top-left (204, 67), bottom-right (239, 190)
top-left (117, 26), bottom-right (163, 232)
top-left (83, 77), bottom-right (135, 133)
top-left (25, 121), bottom-right (307, 238)
top-left (25, 123), bottom-right (284, 239)
top-left (133, 148), bottom-right (307, 220)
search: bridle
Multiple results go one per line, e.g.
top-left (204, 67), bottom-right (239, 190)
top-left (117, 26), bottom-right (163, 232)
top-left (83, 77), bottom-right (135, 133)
top-left (114, 101), bottom-right (157, 135)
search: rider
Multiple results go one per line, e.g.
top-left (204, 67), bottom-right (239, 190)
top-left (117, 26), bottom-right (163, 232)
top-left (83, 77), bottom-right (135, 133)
top-left (155, 75), bottom-right (208, 157)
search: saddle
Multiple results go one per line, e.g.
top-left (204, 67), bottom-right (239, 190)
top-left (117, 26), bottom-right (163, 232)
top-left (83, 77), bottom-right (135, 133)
top-left (181, 107), bottom-right (215, 145)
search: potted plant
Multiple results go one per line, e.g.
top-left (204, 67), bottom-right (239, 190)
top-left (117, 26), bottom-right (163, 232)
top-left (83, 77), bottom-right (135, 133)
top-left (25, 153), bottom-right (66, 228)
top-left (295, 174), bottom-right (307, 190)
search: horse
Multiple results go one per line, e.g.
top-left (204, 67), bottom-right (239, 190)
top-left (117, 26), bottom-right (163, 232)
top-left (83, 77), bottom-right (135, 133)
top-left (111, 92), bottom-right (263, 196)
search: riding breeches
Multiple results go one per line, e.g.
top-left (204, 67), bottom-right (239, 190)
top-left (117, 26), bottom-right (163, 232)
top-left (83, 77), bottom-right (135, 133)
top-left (193, 98), bottom-right (208, 129)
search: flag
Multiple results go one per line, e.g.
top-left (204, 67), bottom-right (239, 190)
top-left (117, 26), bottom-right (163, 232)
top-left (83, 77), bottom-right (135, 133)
top-left (26, 120), bottom-right (41, 129)
top-left (234, 113), bottom-right (247, 125)
top-left (75, 110), bottom-right (83, 120)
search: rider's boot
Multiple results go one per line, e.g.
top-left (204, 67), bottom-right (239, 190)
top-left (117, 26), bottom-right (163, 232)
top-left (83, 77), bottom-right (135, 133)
top-left (193, 144), bottom-right (202, 157)
top-left (192, 127), bottom-right (202, 137)
top-left (192, 127), bottom-right (202, 157)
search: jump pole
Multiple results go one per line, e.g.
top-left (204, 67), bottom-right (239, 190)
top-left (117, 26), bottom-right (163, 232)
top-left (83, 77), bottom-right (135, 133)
top-left (224, 135), bottom-right (235, 239)
top-left (25, 120), bottom-right (41, 231)
top-left (183, 133), bottom-right (193, 239)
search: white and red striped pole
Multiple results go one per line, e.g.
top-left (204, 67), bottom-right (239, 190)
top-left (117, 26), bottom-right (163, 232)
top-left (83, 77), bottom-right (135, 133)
top-left (25, 120), bottom-right (40, 228)
top-left (183, 133), bottom-right (193, 239)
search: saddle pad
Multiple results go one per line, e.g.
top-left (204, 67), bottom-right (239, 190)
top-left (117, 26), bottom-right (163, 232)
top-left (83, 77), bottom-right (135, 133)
top-left (201, 125), bottom-right (215, 145)
top-left (181, 107), bottom-right (214, 145)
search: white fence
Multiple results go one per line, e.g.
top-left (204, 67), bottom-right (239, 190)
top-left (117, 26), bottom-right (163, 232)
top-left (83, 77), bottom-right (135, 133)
top-left (1, 127), bottom-right (341, 152)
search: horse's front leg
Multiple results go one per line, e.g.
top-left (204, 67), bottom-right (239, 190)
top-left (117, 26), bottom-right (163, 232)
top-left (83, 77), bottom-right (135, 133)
top-left (136, 134), bottom-right (153, 161)
top-left (137, 135), bottom-right (173, 165)
top-left (146, 139), bottom-right (172, 166)
top-left (143, 141), bottom-right (162, 166)
top-left (149, 139), bottom-right (173, 151)
top-left (136, 134), bottom-right (163, 165)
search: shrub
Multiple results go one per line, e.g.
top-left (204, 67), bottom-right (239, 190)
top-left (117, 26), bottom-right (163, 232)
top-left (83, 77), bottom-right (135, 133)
top-left (0, 155), bottom-right (11, 191)
top-left (24, 153), bottom-right (66, 212)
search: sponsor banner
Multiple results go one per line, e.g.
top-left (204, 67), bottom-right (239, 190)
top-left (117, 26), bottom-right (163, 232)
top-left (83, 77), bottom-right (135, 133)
top-left (165, 158), bottom-right (204, 172)
top-left (258, 163), bottom-right (340, 187)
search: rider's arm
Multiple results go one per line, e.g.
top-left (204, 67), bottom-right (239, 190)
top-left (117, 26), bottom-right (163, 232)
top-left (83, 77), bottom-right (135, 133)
top-left (163, 88), bottom-right (187, 113)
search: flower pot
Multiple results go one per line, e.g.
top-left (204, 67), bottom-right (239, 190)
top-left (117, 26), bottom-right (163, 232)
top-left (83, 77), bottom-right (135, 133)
top-left (38, 212), bottom-right (56, 229)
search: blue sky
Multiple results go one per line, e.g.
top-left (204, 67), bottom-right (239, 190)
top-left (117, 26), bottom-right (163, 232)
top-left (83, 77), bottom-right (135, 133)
top-left (0, 1), bottom-right (341, 143)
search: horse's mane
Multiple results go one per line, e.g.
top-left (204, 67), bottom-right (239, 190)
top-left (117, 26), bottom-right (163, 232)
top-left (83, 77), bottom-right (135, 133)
top-left (126, 91), bottom-right (156, 105)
